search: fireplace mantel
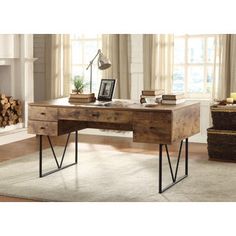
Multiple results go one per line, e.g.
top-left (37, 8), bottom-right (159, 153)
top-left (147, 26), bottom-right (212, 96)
top-left (0, 34), bottom-right (35, 139)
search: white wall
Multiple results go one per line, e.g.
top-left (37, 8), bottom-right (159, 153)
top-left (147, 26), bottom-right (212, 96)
top-left (0, 35), bottom-right (19, 58)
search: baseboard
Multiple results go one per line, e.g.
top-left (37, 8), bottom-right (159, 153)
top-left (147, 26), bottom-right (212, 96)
top-left (0, 123), bottom-right (24, 133)
top-left (189, 134), bottom-right (207, 143)
top-left (0, 128), bottom-right (35, 146)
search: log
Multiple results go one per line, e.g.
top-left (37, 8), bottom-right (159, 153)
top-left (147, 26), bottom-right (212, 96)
top-left (1, 109), bottom-right (7, 116)
top-left (0, 98), bottom-right (8, 105)
top-left (0, 94), bottom-right (6, 99)
top-left (6, 96), bottom-right (14, 104)
top-left (16, 100), bottom-right (21, 106)
top-left (11, 100), bottom-right (17, 108)
top-left (15, 105), bottom-right (22, 116)
top-left (0, 96), bottom-right (22, 128)
top-left (4, 103), bottom-right (10, 110)
top-left (2, 120), bottom-right (7, 127)
top-left (6, 109), bottom-right (11, 116)
top-left (8, 120), bottom-right (14, 125)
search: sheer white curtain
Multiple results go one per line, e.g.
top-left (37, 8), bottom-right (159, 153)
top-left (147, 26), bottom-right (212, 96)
top-left (143, 34), bottom-right (174, 93)
top-left (102, 34), bottom-right (131, 99)
top-left (229, 35), bottom-right (236, 92)
top-left (45, 34), bottom-right (71, 99)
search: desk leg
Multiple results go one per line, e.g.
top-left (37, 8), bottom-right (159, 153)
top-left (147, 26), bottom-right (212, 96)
top-left (39, 131), bottom-right (78, 178)
top-left (185, 138), bottom-right (188, 176)
top-left (158, 139), bottom-right (188, 193)
top-left (75, 130), bottom-right (78, 164)
top-left (159, 144), bottom-right (162, 193)
top-left (39, 135), bottom-right (43, 177)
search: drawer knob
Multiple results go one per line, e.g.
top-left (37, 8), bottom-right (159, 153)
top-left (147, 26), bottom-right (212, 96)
top-left (92, 112), bottom-right (100, 117)
top-left (40, 112), bottom-right (46, 115)
top-left (40, 127), bottom-right (45, 130)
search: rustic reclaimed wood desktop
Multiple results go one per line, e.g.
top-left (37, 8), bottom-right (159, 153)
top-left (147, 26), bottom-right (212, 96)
top-left (28, 98), bottom-right (200, 193)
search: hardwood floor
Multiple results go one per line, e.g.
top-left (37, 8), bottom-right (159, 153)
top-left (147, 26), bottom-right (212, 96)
top-left (0, 134), bottom-right (209, 202)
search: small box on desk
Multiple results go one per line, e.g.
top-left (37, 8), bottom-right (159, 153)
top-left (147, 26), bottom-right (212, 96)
top-left (207, 128), bottom-right (236, 162)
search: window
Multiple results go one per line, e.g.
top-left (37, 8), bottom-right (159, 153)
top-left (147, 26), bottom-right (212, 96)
top-left (70, 34), bottom-right (102, 93)
top-left (173, 34), bottom-right (219, 98)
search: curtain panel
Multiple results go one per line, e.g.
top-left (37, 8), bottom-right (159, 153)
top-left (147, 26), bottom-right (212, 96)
top-left (229, 35), bottom-right (236, 93)
top-left (212, 34), bottom-right (228, 100)
top-left (45, 34), bottom-right (71, 99)
top-left (212, 34), bottom-right (236, 100)
top-left (143, 34), bottom-right (174, 93)
top-left (102, 34), bottom-right (131, 99)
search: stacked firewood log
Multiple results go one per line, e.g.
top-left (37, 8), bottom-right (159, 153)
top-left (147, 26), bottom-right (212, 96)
top-left (0, 94), bottom-right (22, 127)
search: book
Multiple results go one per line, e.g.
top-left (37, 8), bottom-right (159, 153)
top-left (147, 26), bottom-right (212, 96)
top-left (70, 93), bottom-right (95, 98)
top-left (161, 99), bottom-right (186, 105)
top-left (142, 90), bottom-right (164, 96)
top-left (162, 93), bottom-right (185, 100)
top-left (140, 95), bottom-right (162, 98)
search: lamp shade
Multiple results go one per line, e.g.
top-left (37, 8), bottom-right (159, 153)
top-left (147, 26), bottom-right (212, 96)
top-left (97, 52), bottom-right (111, 70)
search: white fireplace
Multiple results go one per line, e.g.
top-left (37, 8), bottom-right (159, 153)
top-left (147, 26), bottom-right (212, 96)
top-left (0, 34), bottom-right (36, 143)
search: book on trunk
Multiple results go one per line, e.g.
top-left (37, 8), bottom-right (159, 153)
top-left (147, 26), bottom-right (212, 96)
top-left (162, 93), bottom-right (185, 100)
top-left (142, 90), bottom-right (164, 96)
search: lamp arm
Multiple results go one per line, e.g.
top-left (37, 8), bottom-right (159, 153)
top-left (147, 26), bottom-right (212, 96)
top-left (86, 49), bottom-right (101, 70)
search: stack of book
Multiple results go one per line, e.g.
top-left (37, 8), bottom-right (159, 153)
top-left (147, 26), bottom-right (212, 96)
top-left (69, 93), bottom-right (96, 103)
top-left (140, 90), bottom-right (164, 104)
top-left (161, 93), bottom-right (185, 105)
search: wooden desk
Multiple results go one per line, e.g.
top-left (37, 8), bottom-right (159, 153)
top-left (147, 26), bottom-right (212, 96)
top-left (28, 98), bottom-right (200, 193)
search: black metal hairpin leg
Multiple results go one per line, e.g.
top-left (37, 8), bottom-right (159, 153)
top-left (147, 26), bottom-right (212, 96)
top-left (159, 138), bottom-right (188, 193)
top-left (39, 130), bottom-right (78, 178)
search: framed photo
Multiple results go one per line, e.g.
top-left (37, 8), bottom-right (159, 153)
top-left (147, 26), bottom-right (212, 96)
top-left (97, 79), bottom-right (116, 101)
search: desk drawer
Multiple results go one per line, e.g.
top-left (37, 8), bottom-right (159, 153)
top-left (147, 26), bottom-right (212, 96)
top-left (28, 120), bottom-right (58, 136)
top-left (133, 111), bottom-right (172, 144)
top-left (29, 106), bottom-right (58, 121)
top-left (58, 108), bottom-right (132, 124)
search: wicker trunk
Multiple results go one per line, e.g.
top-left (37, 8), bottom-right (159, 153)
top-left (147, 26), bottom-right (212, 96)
top-left (208, 105), bottom-right (236, 162)
top-left (207, 128), bottom-right (236, 162)
top-left (211, 106), bottom-right (236, 130)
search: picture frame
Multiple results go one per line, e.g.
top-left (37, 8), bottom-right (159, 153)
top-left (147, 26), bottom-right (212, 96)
top-left (97, 79), bottom-right (116, 101)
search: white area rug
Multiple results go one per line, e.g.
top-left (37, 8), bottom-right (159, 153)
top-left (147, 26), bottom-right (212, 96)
top-left (0, 146), bottom-right (235, 202)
